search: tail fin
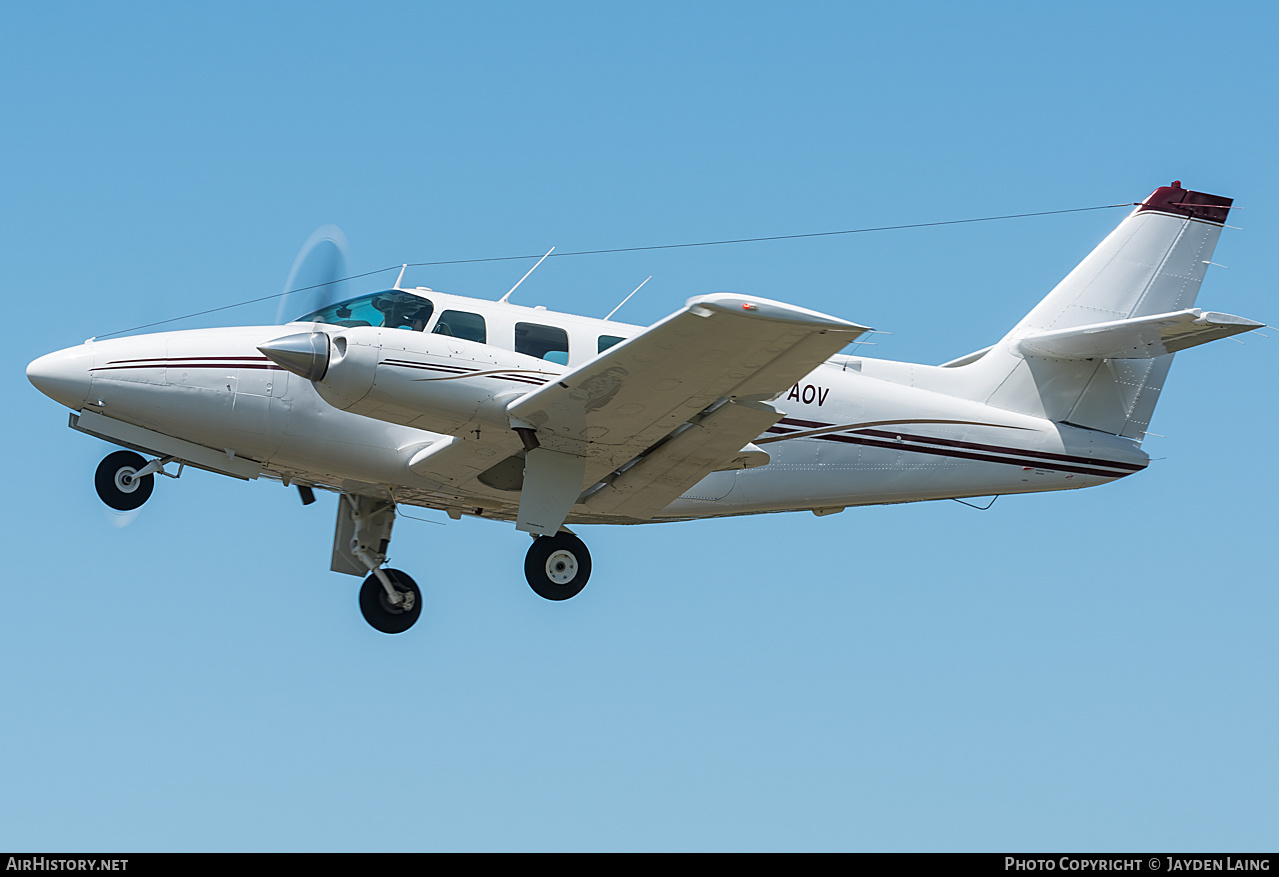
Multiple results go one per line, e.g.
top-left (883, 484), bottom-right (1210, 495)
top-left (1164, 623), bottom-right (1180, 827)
top-left (959, 182), bottom-right (1253, 440)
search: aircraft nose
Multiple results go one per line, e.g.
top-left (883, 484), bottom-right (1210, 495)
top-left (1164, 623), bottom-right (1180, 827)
top-left (27, 345), bottom-right (94, 410)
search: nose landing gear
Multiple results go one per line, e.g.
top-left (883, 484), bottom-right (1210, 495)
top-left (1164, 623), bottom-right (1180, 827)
top-left (95, 450), bottom-right (155, 510)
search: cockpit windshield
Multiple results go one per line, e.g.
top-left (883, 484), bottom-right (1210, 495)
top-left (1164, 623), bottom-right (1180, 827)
top-left (297, 291), bottom-right (435, 331)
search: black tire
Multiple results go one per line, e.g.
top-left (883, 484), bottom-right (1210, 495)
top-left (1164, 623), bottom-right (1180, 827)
top-left (94, 450), bottom-right (155, 511)
top-left (524, 533), bottom-right (592, 601)
top-left (359, 569), bottom-right (422, 634)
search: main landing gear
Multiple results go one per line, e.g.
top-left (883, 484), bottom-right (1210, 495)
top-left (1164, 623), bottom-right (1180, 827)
top-left (524, 531), bottom-right (592, 601)
top-left (350, 524), bottom-right (594, 635)
top-left (91, 454), bottom-right (596, 634)
top-left (332, 494), bottom-right (428, 635)
top-left (358, 569), bottom-right (421, 634)
top-left (332, 488), bottom-right (596, 632)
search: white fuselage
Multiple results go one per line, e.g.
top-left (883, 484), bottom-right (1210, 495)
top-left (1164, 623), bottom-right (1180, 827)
top-left (28, 286), bottom-right (1149, 526)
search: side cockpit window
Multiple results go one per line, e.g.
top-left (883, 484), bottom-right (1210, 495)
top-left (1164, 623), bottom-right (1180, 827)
top-left (433, 310), bottom-right (487, 344)
top-left (516, 322), bottom-right (569, 364)
top-left (598, 335), bottom-right (625, 353)
top-left (298, 291), bottom-right (434, 332)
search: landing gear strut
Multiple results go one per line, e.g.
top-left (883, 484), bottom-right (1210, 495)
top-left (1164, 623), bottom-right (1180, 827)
top-left (95, 450), bottom-right (155, 510)
top-left (525, 532), bottom-right (592, 601)
top-left (331, 495), bottom-right (593, 630)
top-left (335, 494), bottom-right (425, 634)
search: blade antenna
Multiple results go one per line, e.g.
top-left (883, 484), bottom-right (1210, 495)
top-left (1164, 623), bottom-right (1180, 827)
top-left (393, 264), bottom-right (408, 289)
top-left (498, 246), bottom-right (555, 303)
top-left (605, 276), bottom-right (651, 321)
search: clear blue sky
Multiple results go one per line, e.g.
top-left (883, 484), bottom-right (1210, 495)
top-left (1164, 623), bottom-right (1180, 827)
top-left (4, 1), bottom-right (1276, 852)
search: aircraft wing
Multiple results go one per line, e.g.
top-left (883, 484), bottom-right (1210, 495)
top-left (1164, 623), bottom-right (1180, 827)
top-left (506, 293), bottom-right (869, 531)
top-left (406, 432), bottom-right (524, 490)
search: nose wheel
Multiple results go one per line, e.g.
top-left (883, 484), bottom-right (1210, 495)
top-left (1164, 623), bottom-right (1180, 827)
top-left (525, 532), bottom-right (592, 600)
top-left (95, 450), bottom-right (155, 510)
top-left (359, 569), bottom-right (422, 634)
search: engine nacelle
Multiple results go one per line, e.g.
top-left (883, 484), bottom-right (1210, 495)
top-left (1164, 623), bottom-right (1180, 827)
top-left (261, 327), bottom-right (561, 434)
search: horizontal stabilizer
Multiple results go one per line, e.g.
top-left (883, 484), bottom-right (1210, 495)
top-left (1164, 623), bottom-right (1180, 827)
top-left (1017, 308), bottom-right (1262, 360)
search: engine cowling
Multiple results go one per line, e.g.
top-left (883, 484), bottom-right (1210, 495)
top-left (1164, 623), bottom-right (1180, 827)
top-left (260, 327), bottom-right (559, 433)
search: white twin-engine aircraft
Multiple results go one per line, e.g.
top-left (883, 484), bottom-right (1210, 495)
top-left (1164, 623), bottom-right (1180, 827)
top-left (27, 183), bottom-right (1261, 633)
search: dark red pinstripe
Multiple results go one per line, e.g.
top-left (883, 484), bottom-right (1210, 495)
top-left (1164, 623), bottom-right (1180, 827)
top-left (771, 417), bottom-right (1143, 477)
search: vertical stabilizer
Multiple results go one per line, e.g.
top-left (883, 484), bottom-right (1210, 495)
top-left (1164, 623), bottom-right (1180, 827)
top-left (959, 182), bottom-right (1234, 439)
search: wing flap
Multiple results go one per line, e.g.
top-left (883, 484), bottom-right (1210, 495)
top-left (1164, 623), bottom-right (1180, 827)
top-left (407, 434), bottom-right (523, 488)
top-left (584, 400), bottom-right (782, 518)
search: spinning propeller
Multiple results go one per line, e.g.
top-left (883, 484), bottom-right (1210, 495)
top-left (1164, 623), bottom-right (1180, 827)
top-left (274, 224), bottom-right (351, 325)
top-left (260, 225), bottom-right (354, 381)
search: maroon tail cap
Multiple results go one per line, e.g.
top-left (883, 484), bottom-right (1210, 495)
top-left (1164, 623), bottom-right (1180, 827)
top-left (1137, 181), bottom-right (1233, 224)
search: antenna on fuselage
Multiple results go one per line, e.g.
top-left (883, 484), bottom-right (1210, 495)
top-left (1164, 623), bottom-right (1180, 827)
top-left (393, 264), bottom-right (408, 290)
top-left (605, 276), bottom-right (651, 321)
top-left (498, 246), bottom-right (555, 303)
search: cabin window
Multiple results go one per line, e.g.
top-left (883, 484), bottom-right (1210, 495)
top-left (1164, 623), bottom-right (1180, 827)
top-left (432, 310), bottom-right (487, 344)
top-left (598, 335), bottom-right (625, 353)
top-left (515, 322), bottom-right (569, 362)
top-left (299, 291), bottom-right (434, 332)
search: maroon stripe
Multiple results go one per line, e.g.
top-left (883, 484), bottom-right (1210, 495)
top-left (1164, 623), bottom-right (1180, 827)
top-left (491, 374), bottom-right (548, 385)
top-left (388, 362), bottom-right (477, 375)
top-left (104, 356), bottom-right (271, 365)
top-left (385, 359), bottom-right (473, 373)
top-left (157, 355), bottom-right (272, 362)
top-left (93, 363), bottom-right (284, 372)
top-left (386, 365), bottom-right (473, 373)
top-left (772, 415), bottom-right (1142, 473)
top-left (403, 371), bottom-right (547, 386)
top-left (1136, 184), bottom-right (1232, 225)
top-left (853, 428), bottom-right (1146, 472)
top-left (390, 359), bottom-right (549, 385)
top-left (815, 433), bottom-right (1137, 478)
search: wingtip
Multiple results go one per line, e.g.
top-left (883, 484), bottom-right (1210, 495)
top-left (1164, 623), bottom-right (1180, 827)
top-left (688, 293), bottom-right (869, 332)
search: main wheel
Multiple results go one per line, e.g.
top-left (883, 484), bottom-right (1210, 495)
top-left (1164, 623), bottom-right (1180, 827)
top-left (95, 450), bottom-right (155, 511)
top-left (359, 569), bottom-right (422, 634)
top-left (525, 533), bottom-right (592, 601)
